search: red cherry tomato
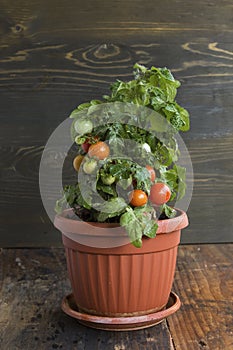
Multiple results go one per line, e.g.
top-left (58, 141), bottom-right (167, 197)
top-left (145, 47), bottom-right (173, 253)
top-left (129, 189), bottom-right (148, 207)
top-left (81, 141), bottom-right (91, 153)
top-left (145, 165), bottom-right (156, 182)
top-left (88, 141), bottom-right (110, 160)
top-left (149, 183), bottom-right (171, 205)
top-left (81, 136), bottom-right (99, 153)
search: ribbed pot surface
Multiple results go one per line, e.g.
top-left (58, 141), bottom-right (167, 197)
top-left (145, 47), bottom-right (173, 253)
top-left (55, 209), bottom-right (188, 316)
top-left (64, 239), bottom-right (178, 316)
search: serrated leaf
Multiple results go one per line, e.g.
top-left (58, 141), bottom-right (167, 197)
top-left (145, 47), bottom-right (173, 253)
top-left (97, 197), bottom-right (127, 222)
top-left (144, 220), bottom-right (158, 238)
top-left (175, 165), bottom-right (186, 200)
top-left (162, 204), bottom-right (177, 218)
top-left (70, 119), bottom-right (78, 141)
top-left (120, 205), bottom-right (158, 247)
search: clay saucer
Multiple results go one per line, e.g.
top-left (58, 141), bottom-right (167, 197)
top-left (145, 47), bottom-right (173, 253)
top-left (61, 291), bottom-right (181, 331)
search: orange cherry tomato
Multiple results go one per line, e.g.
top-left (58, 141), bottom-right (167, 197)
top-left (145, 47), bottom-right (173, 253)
top-left (129, 189), bottom-right (148, 207)
top-left (149, 183), bottom-right (171, 205)
top-left (88, 141), bottom-right (110, 160)
top-left (73, 155), bottom-right (84, 171)
top-left (145, 165), bottom-right (156, 182)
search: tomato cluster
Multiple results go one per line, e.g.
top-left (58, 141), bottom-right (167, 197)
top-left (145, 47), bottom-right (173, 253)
top-left (129, 172), bottom-right (171, 207)
top-left (73, 134), bottom-right (171, 208)
top-left (129, 165), bottom-right (170, 207)
top-left (73, 140), bottom-right (110, 175)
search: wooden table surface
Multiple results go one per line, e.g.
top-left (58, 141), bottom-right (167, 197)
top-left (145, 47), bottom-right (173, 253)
top-left (0, 244), bottom-right (232, 350)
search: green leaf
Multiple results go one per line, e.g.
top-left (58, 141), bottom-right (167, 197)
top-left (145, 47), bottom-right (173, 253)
top-left (96, 182), bottom-right (117, 196)
top-left (69, 100), bottom-right (102, 118)
top-left (134, 167), bottom-right (151, 193)
top-left (175, 103), bottom-right (190, 131)
top-left (55, 194), bottom-right (67, 214)
top-left (69, 104), bottom-right (90, 117)
top-left (160, 164), bottom-right (186, 201)
top-left (133, 63), bottom-right (148, 75)
top-left (155, 144), bottom-right (173, 166)
top-left (175, 165), bottom-right (186, 200)
top-left (148, 112), bottom-right (168, 132)
top-left (70, 118), bottom-right (78, 142)
top-left (97, 197), bottom-right (127, 222)
top-left (161, 204), bottom-right (177, 218)
top-left (65, 184), bottom-right (92, 210)
top-left (158, 67), bottom-right (180, 102)
top-left (109, 160), bottom-right (132, 178)
top-left (120, 205), bottom-right (158, 247)
top-left (144, 220), bottom-right (158, 238)
top-left (120, 207), bottom-right (143, 247)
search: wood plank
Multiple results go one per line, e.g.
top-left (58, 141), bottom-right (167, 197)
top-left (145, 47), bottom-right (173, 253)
top-left (1, 0), bottom-right (233, 43)
top-left (0, 245), bottom-right (232, 349)
top-left (0, 248), bottom-right (173, 349)
top-left (168, 244), bottom-right (233, 350)
top-left (0, 0), bottom-right (233, 245)
top-left (1, 134), bottom-right (232, 246)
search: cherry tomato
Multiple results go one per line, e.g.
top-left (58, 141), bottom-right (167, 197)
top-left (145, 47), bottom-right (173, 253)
top-left (149, 183), bottom-right (171, 205)
top-left (73, 155), bottom-right (84, 171)
top-left (129, 189), bottom-right (148, 207)
top-left (74, 119), bottom-right (93, 135)
top-left (81, 141), bottom-right (91, 153)
top-left (83, 159), bottom-right (97, 174)
top-left (81, 136), bottom-right (99, 153)
top-left (88, 141), bottom-right (110, 160)
top-left (101, 174), bottom-right (115, 185)
top-left (145, 165), bottom-right (156, 182)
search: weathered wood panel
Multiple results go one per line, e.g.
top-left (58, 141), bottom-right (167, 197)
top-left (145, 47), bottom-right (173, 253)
top-left (0, 245), bottom-right (232, 349)
top-left (171, 244), bottom-right (233, 349)
top-left (0, 0), bottom-right (233, 246)
top-left (0, 248), bottom-right (173, 349)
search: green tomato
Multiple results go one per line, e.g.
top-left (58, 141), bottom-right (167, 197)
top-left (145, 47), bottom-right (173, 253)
top-left (75, 135), bottom-right (86, 145)
top-left (83, 159), bottom-right (97, 174)
top-left (118, 176), bottom-right (132, 190)
top-left (74, 119), bottom-right (93, 135)
top-left (101, 174), bottom-right (116, 185)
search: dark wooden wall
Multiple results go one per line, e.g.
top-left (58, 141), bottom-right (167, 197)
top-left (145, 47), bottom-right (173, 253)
top-left (0, 0), bottom-right (233, 247)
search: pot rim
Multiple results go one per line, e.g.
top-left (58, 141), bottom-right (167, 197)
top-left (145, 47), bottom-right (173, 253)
top-left (54, 208), bottom-right (188, 237)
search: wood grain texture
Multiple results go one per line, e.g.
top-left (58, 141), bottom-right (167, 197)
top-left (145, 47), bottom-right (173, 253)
top-left (0, 248), bottom-right (173, 350)
top-left (171, 244), bottom-right (233, 350)
top-left (0, 0), bottom-right (233, 246)
top-left (0, 245), bottom-right (232, 349)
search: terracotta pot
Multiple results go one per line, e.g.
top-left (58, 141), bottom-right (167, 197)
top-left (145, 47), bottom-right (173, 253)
top-left (54, 209), bottom-right (188, 317)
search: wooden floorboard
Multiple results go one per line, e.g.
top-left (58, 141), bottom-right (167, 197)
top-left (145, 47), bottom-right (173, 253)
top-left (0, 244), bottom-right (232, 349)
top-left (170, 245), bottom-right (233, 350)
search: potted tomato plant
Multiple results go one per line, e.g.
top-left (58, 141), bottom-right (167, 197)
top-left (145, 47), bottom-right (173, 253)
top-left (54, 64), bottom-right (190, 330)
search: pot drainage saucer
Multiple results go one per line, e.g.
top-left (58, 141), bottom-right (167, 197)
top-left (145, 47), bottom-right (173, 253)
top-left (61, 291), bottom-right (181, 331)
